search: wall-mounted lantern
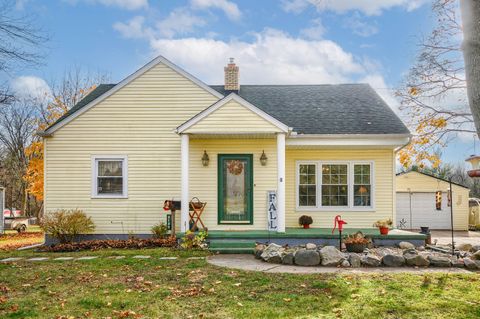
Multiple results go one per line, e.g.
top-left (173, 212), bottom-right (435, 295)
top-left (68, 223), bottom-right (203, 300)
top-left (260, 150), bottom-right (268, 166)
top-left (201, 150), bottom-right (210, 167)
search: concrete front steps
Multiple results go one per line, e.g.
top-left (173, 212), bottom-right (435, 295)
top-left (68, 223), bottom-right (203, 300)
top-left (208, 239), bottom-right (256, 254)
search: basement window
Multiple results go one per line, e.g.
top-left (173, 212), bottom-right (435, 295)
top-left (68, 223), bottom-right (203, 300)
top-left (92, 156), bottom-right (128, 198)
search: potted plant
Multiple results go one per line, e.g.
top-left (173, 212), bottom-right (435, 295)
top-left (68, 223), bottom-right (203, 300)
top-left (344, 232), bottom-right (370, 253)
top-left (298, 215), bottom-right (313, 229)
top-left (373, 218), bottom-right (393, 235)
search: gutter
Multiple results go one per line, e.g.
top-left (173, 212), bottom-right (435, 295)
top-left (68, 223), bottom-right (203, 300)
top-left (36, 130), bottom-right (53, 138)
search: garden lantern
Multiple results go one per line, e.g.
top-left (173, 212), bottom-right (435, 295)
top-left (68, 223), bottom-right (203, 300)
top-left (201, 150), bottom-right (210, 167)
top-left (260, 150), bottom-right (268, 166)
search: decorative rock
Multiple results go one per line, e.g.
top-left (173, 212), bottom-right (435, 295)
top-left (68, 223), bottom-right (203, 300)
top-left (464, 258), bottom-right (480, 270)
top-left (255, 244), bottom-right (266, 259)
top-left (159, 257), bottom-right (177, 260)
top-left (54, 257), bottom-right (74, 261)
top-left (349, 254), bottom-right (362, 268)
top-left (1, 257), bottom-right (23, 262)
top-left (471, 251), bottom-right (480, 261)
top-left (294, 249), bottom-right (320, 266)
top-left (398, 241), bottom-right (415, 250)
top-left (417, 246), bottom-right (426, 251)
top-left (404, 253), bottom-right (429, 267)
top-left (451, 258), bottom-right (465, 268)
top-left (457, 243), bottom-right (473, 252)
top-left (260, 243), bottom-right (283, 264)
top-left (305, 243), bottom-right (317, 250)
top-left (319, 246), bottom-right (344, 266)
top-left (428, 255), bottom-right (451, 267)
top-left (341, 260), bottom-right (351, 268)
top-left (382, 254), bottom-right (405, 267)
top-left (471, 245), bottom-right (480, 253)
top-left (132, 255), bottom-right (151, 259)
top-left (402, 248), bottom-right (417, 256)
top-left (361, 254), bottom-right (381, 267)
top-left (282, 251), bottom-right (294, 265)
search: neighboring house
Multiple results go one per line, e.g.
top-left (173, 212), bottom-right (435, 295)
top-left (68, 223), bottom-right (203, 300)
top-left (40, 55), bottom-right (411, 237)
top-left (396, 171), bottom-right (469, 231)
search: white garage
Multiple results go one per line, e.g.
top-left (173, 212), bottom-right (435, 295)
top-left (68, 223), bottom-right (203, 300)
top-left (396, 171), bottom-right (470, 231)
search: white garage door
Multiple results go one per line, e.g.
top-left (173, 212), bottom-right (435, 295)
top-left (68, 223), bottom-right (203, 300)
top-left (396, 192), bottom-right (452, 230)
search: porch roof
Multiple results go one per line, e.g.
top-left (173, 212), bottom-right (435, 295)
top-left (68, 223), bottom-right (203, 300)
top-left (176, 93), bottom-right (290, 135)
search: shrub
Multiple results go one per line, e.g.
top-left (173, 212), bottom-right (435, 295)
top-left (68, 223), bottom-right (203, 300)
top-left (181, 230), bottom-right (208, 249)
top-left (298, 215), bottom-right (313, 226)
top-left (40, 209), bottom-right (95, 244)
top-left (151, 223), bottom-right (169, 238)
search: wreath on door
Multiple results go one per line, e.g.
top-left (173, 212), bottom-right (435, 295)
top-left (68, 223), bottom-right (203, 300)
top-left (227, 160), bottom-right (244, 175)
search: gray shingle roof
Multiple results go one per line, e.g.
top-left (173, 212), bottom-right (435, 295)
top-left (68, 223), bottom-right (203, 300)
top-left (210, 84), bottom-right (409, 135)
top-left (47, 82), bottom-right (409, 135)
top-left (46, 84), bottom-right (116, 131)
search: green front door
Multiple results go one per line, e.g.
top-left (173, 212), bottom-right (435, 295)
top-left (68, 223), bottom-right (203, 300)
top-left (218, 154), bottom-right (253, 224)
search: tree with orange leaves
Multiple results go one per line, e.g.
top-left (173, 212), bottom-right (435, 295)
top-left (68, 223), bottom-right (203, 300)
top-left (24, 68), bottom-right (107, 206)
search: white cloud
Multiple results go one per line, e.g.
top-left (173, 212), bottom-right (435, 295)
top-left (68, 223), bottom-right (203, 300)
top-left (11, 76), bottom-right (52, 101)
top-left (64, 0), bottom-right (148, 10)
top-left (300, 18), bottom-right (326, 40)
top-left (114, 9), bottom-right (206, 39)
top-left (149, 29), bottom-right (366, 85)
top-left (281, 0), bottom-right (429, 16)
top-left (343, 13), bottom-right (378, 37)
top-left (190, 0), bottom-right (241, 21)
top-left (113, 16), bottom-right (151, 39)
top-left (156, 8), bottom-right (207, 38)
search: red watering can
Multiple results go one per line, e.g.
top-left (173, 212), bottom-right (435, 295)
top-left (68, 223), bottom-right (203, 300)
top-left (332, 215), bottom-right (347, 234)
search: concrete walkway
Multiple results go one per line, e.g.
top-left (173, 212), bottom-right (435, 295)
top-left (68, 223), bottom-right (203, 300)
top-left (207, 254), bottom-right (474, 274)
top-left (431, 230), bottom-right (480, 246)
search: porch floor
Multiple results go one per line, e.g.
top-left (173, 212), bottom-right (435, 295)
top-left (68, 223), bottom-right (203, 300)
top-left (180, 228), bottom-right (427, 240)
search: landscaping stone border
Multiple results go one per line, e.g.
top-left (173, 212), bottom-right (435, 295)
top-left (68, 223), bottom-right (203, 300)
top-left (255, 242), bottom-right (480, 270)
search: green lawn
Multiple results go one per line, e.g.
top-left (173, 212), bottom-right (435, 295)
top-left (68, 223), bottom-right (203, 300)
top-left (0, 249), bottom-right (479, 319)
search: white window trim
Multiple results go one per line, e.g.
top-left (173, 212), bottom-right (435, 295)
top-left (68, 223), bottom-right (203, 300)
top-left (91, 155), bottom-right (128, 199)
top-left (296, 160), bottom-right (375, 212)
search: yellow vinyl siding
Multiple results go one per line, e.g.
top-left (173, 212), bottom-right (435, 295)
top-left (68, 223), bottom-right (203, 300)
top-left (396, 171), bottom-right (469, 230)
top-left (45, 62), bottom-right (219, 234)
top-left (183, 100), bottom-right (282, 134)
top-left (285, 149), bottom-right (395, 228)
top-left (189, 138), bottom-right (277, 230)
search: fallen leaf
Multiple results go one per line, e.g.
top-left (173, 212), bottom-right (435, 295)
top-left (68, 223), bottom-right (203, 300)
top-left (233, 283), bottom-right (241, 287)
top-left (237, 302), bottom-right (243, 307)
top-left (283, 298), bottom-right (292, 302)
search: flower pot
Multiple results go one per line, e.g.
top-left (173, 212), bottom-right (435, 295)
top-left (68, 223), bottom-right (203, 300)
top-left (379, 227), bottom-right (389, 235)
top-left (345, 243), bottom-right (367, 253)
top-left (420, 226), bottom-right (430, 234)
top-left (302, 224), bottom-right (310, 229)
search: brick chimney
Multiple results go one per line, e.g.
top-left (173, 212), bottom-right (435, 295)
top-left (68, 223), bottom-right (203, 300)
top-left (224, 58), bottom-right (239, 92)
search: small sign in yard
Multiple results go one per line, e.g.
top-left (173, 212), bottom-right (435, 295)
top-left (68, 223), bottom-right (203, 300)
top-left (267, 191), bottom-right (277, 231)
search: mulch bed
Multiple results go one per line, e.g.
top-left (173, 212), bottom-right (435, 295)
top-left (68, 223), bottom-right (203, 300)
top-left (40, 237), bottom-right (178, 252)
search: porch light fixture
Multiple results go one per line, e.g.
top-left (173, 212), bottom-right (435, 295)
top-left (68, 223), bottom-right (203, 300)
top-left (260, 150), bottom-right (268, 166)
top-left (201, 150), bottom-right (210, 167)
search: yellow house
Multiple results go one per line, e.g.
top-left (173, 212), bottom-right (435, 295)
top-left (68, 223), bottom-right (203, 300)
top-left (396, 171), bottom-right (470, 231)
top-left (41, 55), bottom-right (412, 238)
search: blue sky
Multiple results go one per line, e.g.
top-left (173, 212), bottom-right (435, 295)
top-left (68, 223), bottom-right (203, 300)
top-left (7, 0), bottom-right (475, 165)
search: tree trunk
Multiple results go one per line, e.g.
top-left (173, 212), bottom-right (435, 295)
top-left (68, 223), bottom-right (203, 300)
top-left (461, 0), bottom-right (480, 135)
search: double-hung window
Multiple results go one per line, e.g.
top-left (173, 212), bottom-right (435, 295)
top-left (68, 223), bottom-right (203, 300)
top-left (297, 161), bottom-right (373, 210)
top-left (92, 156), bottom-right (128, 198)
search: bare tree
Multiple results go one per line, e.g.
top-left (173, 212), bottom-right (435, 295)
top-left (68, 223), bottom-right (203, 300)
top-left (397, 0), bottom-right (474, 168)
top-left (0, 1), bottom-right (46, 107)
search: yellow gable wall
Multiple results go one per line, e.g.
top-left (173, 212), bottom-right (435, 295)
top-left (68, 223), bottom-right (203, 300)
top-left (189, 138), bottom-right (277, 230)
top-left (45, 62), bottom-right (219, 234)
top-left (285, 148), bottom-right (396, 228)
top-left (183, 100), bottom-right (283, 134)
top-left (396, 171), bottom-right (469, 230)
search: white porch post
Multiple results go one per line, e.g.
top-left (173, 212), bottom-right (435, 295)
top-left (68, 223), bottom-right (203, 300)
top-left (277, 133), bottom-right (286, 232)
top-left (181, 134), bottom-right (189, 233)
